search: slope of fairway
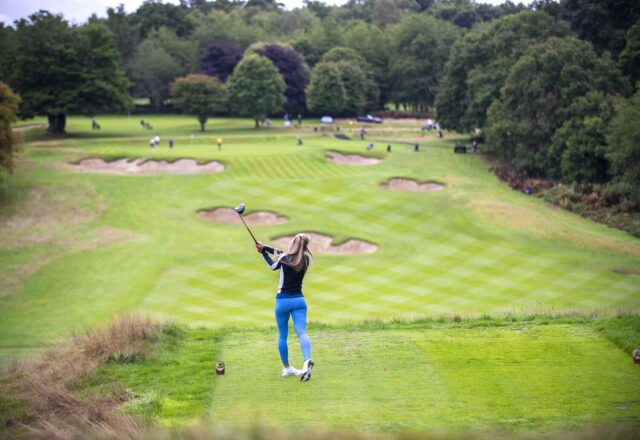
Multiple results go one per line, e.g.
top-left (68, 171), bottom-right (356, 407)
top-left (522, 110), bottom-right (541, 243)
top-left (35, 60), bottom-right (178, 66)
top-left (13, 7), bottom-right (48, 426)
top-left (91, 316), bottom-right (640, 432)
top-left (1, 116), bottom-right (640, 358)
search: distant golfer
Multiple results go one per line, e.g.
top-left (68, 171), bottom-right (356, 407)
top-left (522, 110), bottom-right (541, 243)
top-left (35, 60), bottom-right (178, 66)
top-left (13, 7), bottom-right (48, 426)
top-left (217, 137), bottom-right (222, 150)
top-left (255, 234), bottom-right (315, 381)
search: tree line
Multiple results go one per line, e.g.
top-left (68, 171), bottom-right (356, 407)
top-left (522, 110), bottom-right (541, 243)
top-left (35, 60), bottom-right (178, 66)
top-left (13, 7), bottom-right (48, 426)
top-left (0, 0), bottom-right (639, 205)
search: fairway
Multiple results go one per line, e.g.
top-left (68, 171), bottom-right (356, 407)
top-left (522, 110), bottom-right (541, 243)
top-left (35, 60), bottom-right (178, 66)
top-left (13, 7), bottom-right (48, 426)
top-left (1, 115), bottom-right (640, 359)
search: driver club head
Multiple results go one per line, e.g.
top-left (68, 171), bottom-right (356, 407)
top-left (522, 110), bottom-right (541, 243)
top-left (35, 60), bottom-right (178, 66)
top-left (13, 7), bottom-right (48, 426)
top-left (234, 203), bottom-right (245, 214)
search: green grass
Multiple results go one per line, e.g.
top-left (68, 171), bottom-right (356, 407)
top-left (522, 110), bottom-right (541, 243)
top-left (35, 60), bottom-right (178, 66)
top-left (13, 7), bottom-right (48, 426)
top-left (2, 115), bottom-right (640, 434)
top-left (91, 315), bottom-right (640, 432)
top-left (1, 115), bottom-right (639, 357)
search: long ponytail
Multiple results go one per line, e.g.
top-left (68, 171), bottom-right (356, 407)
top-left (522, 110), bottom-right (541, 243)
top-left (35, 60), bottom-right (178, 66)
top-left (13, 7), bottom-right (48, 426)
top-left (283, 233), bottom-right (314, 272)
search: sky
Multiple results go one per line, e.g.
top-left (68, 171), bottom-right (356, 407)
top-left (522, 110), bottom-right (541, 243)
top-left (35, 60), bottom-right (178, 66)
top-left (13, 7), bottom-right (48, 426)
top-left (0, 0), bottom-right (508, 26)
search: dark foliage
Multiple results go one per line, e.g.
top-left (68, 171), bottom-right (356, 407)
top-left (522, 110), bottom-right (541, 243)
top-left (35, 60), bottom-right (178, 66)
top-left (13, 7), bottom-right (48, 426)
top-left (12, 11), bottom-right (131, 133)
top-left (258, 44), bottom-right (309, 114)
top-left (130, 1), bottom-right (195, 39)
top-left (554, 0), bottom-right (640, 58)
top-left (200, 42), bottom-right (243, 82)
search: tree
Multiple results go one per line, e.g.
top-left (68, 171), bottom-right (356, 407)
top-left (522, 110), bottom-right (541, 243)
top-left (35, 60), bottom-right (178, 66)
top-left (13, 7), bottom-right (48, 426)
top-left (257, 44), bottom-right (310, 114)
top-left (0, 82), bottom-right (21, 174)
top-left (104, 5), bottom-right (138, 67)
top-left (130, 1), bottom-right (195, 39)
top-left (13, 13), bottom-right (132, 133)
top-left (306, 62), bottom-right (345, 115)
top-left (293, 17), bottom-right (343, 67)
top-left (0, 24), bottom-right (18, 85)
top-left (371, 0), bottom-right (400, 29)
top-left (227, 54), bottom-right (286, 127)
top-left (334, 61), bottom-right (366, 115)
top-left (387, 15), bottom-right (459, 111)
top-left (342, 21), bottom-right (390, 108)
top-left (128, 27), bottom-right (191, 113)
top-left (436, 11), bottom-right (571, 133)
top-left (546, 91), bottom-right (617, 182)
top-left (321, 46), bottom-right (379, 112)
top-left (619, 19), bottom-right (640, 90)
top-left (485, 37), bottom-right (628, 178)
top-left (606, 89), bottom-right (640, 209)
top-left (171, 74), bottom-right (227, 131)
top-left (557, 0), bottom-right (640, 58)
top-left (200, 42), bottom-right (243, 82)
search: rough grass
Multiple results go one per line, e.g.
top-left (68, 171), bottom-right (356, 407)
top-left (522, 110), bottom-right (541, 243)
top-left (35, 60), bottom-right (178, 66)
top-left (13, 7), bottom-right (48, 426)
top-left (0, 315), bottom-right (163, 439)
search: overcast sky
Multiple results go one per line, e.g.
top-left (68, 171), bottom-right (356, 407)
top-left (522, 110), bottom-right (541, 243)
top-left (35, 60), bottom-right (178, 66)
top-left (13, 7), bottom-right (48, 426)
top-left (1, 0), bottom-right (508, 26)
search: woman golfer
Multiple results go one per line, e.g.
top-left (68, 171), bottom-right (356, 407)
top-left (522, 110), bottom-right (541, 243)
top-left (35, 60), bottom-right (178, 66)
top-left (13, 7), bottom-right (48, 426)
top-left (256, 234), bottom-right (315, 381)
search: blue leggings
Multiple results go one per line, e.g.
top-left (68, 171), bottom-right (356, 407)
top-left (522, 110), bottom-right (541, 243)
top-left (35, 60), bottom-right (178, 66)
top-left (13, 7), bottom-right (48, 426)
top-left (275, 296), bottom-right (311, 366)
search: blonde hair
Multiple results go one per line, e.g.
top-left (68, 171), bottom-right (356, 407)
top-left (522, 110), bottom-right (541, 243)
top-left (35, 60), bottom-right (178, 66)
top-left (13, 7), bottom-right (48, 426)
top-left (282, 233), bottom-right (314, 272)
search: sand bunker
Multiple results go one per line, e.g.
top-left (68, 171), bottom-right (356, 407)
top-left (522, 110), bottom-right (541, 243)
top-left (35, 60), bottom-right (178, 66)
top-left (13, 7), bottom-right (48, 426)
top-left (198, 208), bottom-right (288, 226)
top-left (272, 232), bottom-right (378, 255)
top-left (381, 178), bottom-right (444, 192)
top-left (72, 158), bottom-right (224, 175)
top-left (326, 151), bottom-right (381, 166)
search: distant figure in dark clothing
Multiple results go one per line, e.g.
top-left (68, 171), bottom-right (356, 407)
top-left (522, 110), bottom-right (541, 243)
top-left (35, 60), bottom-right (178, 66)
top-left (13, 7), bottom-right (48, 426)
top-left (360, 126), bottom-right (365, 140)
top-left (140, 119), bottom-right (145, 129)
top-left (387, 144), bottom-right (391, 152)
top-left (169, 139), bottom-right (174, 150)
top-left (297, 114), bottom-right (302, 125)
top-left (438, 130), bottom-right (443, 138)
top-left (296, 136), bottom-right (303, 145)
top-left (472, 140), bottom-right (478, 153)
top-left (414, 143), bottom-right (419, 152)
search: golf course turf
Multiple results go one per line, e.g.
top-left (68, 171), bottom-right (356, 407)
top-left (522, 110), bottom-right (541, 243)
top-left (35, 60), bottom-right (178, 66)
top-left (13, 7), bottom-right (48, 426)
top-left (1, 115), bottom-right (639, 435)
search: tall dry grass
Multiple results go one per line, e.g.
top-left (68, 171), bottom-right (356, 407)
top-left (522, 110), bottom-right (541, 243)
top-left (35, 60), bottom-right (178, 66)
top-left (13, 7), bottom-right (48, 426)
top-left (1, 315), bottom-right (163, 439)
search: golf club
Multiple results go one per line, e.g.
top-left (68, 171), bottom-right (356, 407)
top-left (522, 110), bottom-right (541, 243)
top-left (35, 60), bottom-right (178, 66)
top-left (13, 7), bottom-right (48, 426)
top-left (234, 203), bottom-right (258, 244)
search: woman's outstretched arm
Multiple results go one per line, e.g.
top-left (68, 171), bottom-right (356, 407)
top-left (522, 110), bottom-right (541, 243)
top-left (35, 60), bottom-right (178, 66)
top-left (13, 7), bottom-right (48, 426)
top-left (256, 242), bottom-right (285, 270)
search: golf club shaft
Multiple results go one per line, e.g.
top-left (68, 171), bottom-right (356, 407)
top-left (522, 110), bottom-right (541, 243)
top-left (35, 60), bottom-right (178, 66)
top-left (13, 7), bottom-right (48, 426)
top-left (239, 215), bottom-right (258, 244)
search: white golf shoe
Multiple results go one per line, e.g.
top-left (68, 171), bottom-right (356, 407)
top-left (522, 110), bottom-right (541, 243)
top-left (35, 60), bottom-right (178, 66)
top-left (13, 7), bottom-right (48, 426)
top-left (300, 359), bottom-right (314, 382)
top-left (282, 365), bottom-right (301, 376)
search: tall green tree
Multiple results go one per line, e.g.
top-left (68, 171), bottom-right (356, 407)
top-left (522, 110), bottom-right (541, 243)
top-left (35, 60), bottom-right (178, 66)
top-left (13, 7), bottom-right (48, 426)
top-left (293, 17), bottom-right (343, 67)
top-left (130, 1), bottom-right (195, 39)
top-left (334, 61), bottom-right (367, 115)
top-left (227, 54), bottom-right (286, 128)
top-left (306, 62), bottom-right (345, 115)
top-left (485, 37), bottom-right (628, 178)
top-left (0, 24), bottom-right (18, 85)
top-left (127, 27), bottom-right (192, 113)
top-left (556, 0), bottom-right (640, 58)
top-left (13, 12), bottom-right (131, 133)
top-left (342, 21), bottom-right (390, 108)
top-left (387, 15), bottom-right (459, 111)
top-left (104, 4), bottom-right (138, 67)
top-left (619, 19), bottom-right (640, 90)
top-left (171, 74), bottom-right (228, 131)
top-left (321, 46), bottom-right (379, 112)
top-left (436, 11), bottom-right (571, 133)
top-left (0, 82), bottom-right (21, 174)
top-left (606, 89), bottom-right (640, 209)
